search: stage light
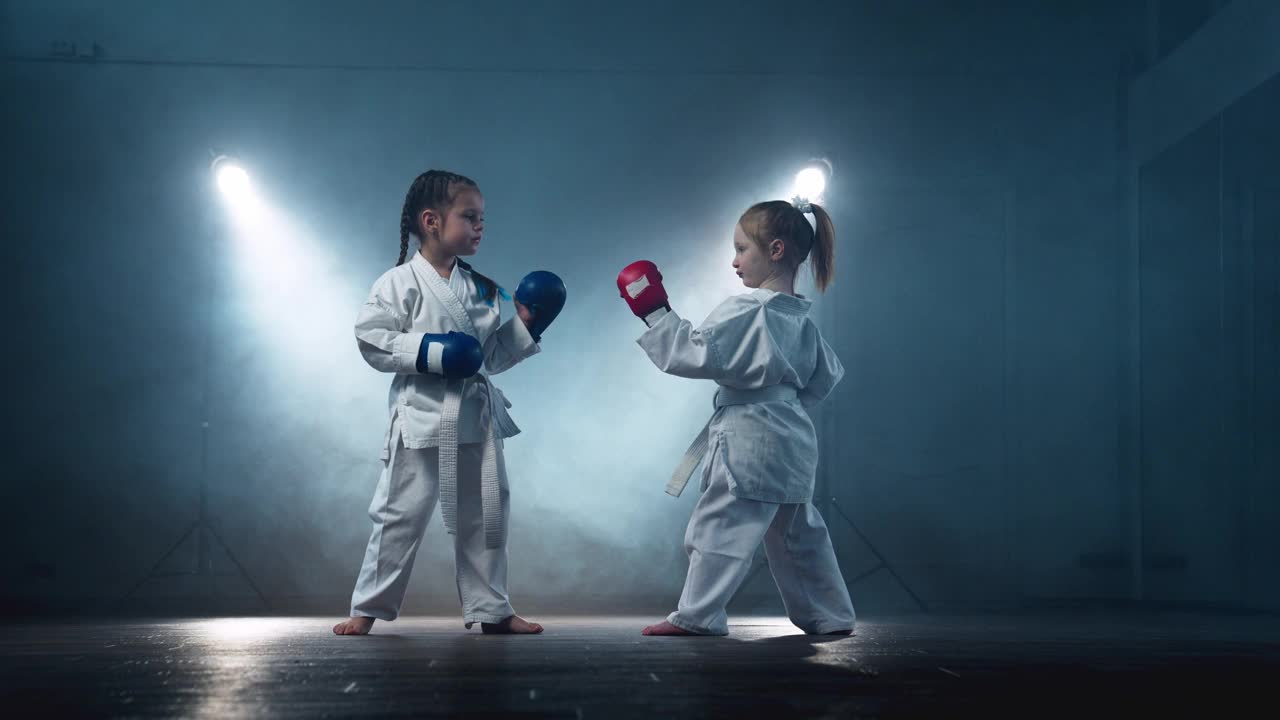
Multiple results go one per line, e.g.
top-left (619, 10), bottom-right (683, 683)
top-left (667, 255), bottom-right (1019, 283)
top-left (212, 154), bottom-right (252, 205)
top-left (792, 158), bottom-right (832, 205)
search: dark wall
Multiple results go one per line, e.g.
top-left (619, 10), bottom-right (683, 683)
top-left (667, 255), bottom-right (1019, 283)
top-left (1137, 74), bottom-right (1280, 610)
top-left (1, 1), bottom-right (1149, 613)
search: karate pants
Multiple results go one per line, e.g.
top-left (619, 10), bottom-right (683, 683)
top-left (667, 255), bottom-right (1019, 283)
top-left (349, 429), bottom-right (514, 625)
top-left (667, 470), bottom-right (856, 636)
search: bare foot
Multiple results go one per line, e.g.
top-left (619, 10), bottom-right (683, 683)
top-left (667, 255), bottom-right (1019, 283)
top-left (480, 615), bottom-right (544, 634)
top-left (333, 616), bottom-right (375, 635)
top-left (641, 620), bottom-right (697, 636)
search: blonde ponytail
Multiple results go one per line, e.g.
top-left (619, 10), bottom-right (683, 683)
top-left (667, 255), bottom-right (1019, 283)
top-left (808, 203), bottom-right (836, 292)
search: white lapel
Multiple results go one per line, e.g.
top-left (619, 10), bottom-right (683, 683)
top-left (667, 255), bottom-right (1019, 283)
top-left (411, 253), bottom-right (480, 338)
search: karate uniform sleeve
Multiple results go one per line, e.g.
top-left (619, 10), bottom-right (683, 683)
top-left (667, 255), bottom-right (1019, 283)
top-left (354, 277), bottom-right (428, 374)
top-left (483, 304), bottom-right (541, 375)
top-left (635, 298), bottom-right (763, 382)
top-left (799, 335), bottom-right (845, 408)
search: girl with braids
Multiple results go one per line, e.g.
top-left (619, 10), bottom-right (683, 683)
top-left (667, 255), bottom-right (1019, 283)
top-left (334, 170), bottom-right (551, 636)
top-left (616, 198), bottom-right (855, 637)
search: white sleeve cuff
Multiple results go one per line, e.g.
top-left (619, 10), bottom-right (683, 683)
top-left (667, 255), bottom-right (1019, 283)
top-left (512, 313), bottom-right (539, 347)
top-left (644, 307), bottom-right (670, 326)
top-left (393, 332), bottom-right (427, 373)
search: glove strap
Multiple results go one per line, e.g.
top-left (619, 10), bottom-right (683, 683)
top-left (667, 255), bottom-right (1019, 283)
top-left (643, 306), bottom-right (670, 327)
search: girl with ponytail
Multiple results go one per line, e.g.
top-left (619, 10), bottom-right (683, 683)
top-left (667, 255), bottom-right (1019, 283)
top-left (618, 197), bottom-right (854, 637)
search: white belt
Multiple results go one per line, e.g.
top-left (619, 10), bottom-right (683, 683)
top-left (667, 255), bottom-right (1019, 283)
top-left (439, 373), bottom-right (514, 549)
top-left (664, 384), bottom-right (800, 497)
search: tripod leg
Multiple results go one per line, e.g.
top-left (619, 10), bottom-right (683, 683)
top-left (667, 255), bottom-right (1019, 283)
top-left (204, 522), bottom-right (271, 609)
top-left (125, 519), bottom-right (200, 599)
top-left (830, 497), bottom-right (927, 611)
top-left (881, 561), bottom-right (928, 612)
top-left (850, 564), bottom-right (886, 585)
top-left (830, 498), bottom-right (892, 567)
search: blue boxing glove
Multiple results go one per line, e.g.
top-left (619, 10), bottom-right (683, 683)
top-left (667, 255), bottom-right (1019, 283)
top-left (514, 270), bottom-right (567, 342)
top-left (416, 331), bottom-right (483, 379)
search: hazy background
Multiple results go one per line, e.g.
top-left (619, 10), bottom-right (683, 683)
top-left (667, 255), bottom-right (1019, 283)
top-left (2, 0), bottom-right (1276, 616)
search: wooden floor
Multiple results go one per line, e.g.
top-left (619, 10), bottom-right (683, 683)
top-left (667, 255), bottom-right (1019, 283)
top-left (4, 612), bottom-right (1279, 718)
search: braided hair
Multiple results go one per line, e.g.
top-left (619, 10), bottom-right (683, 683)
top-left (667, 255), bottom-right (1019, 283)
top-left (397, 170), bottom-right (504, 303)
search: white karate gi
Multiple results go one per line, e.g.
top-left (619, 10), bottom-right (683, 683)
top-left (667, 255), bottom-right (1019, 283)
top-left (349, 251), bottom-right (539, 624)
top-left (638, 289), bottom-right (855, 635)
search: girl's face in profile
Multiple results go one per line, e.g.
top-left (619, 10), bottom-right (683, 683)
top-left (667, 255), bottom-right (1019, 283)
top-left (731, 223), bottom-right (780, 289)
top-left (427, 188), bottom-right (485, 257)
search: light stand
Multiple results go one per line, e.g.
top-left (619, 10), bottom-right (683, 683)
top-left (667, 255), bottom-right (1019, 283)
top-left (126, 152), bottom-right (269, 609)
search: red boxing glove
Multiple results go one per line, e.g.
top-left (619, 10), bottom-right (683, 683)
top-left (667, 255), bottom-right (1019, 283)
top-left (617, 260), bottom-right (671, 324)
